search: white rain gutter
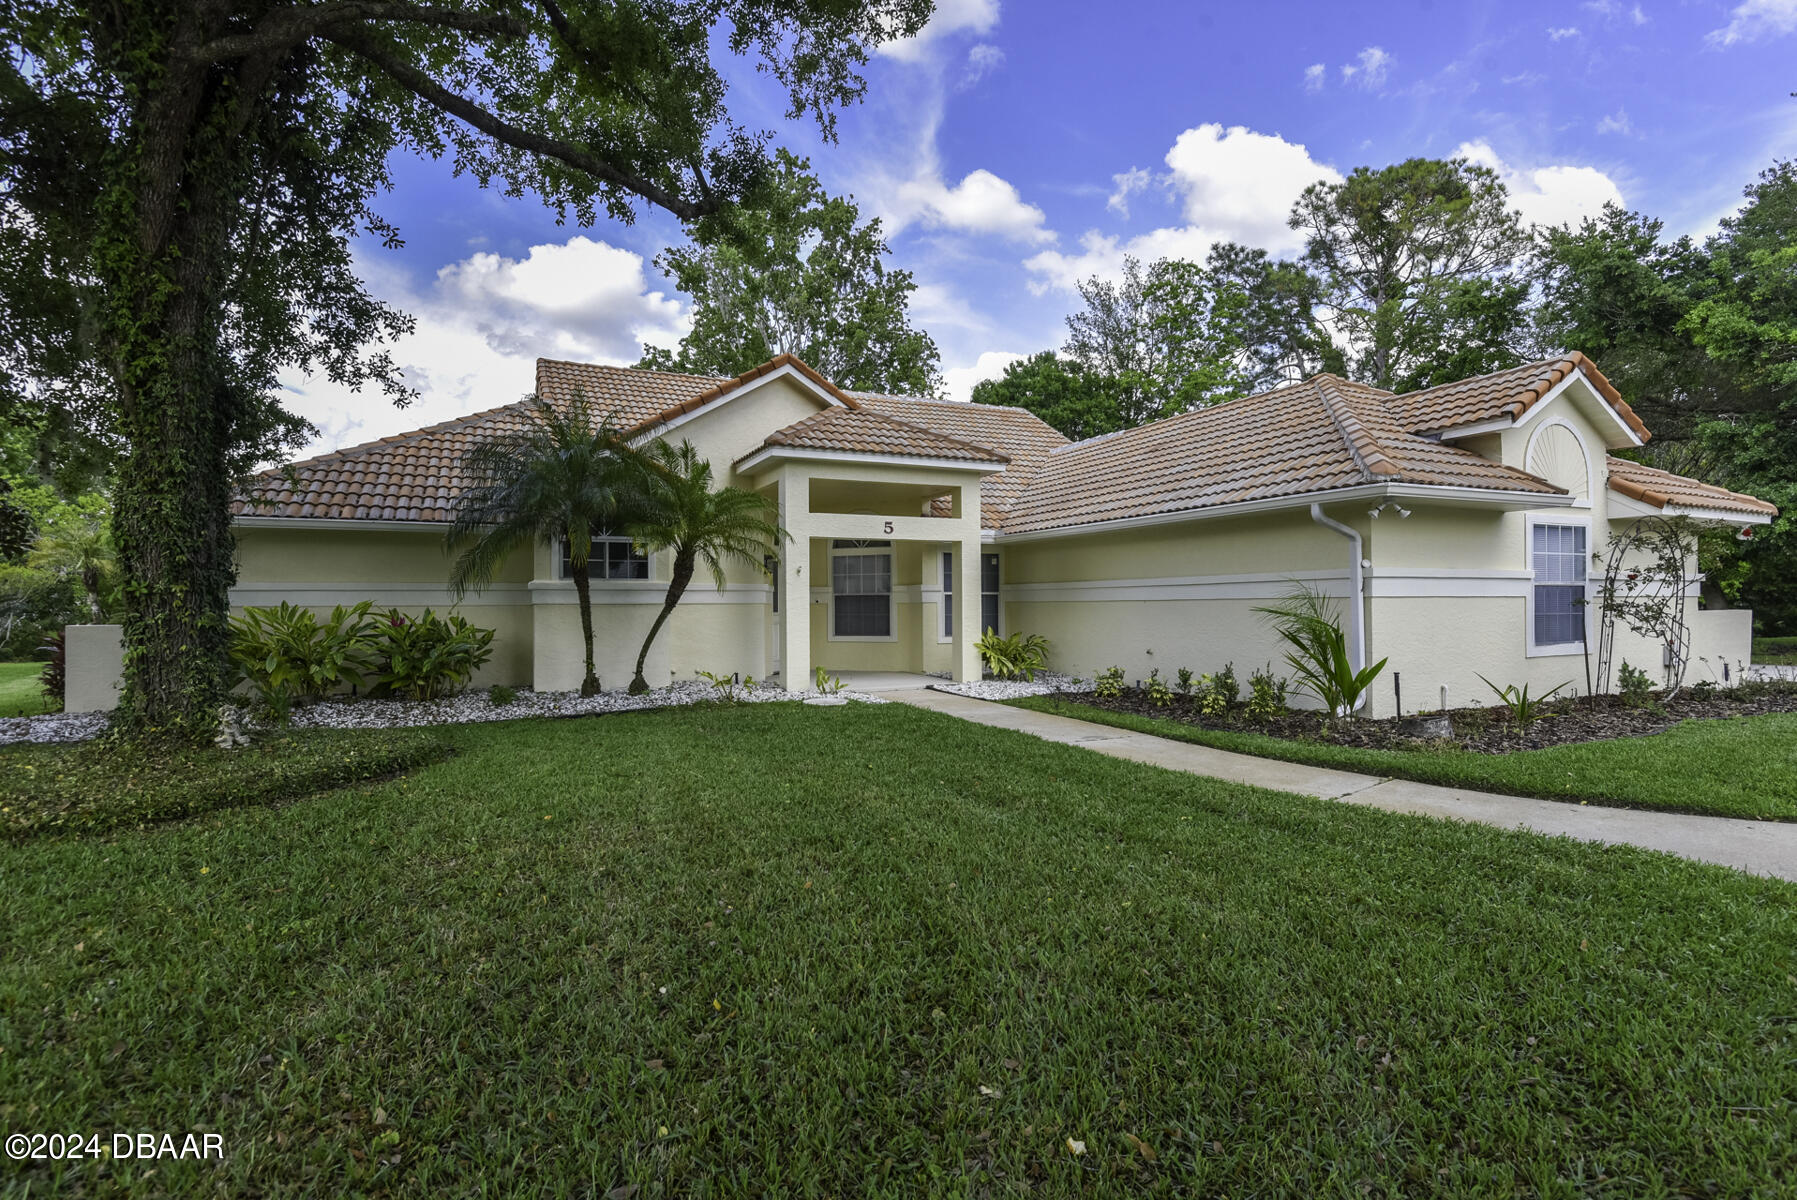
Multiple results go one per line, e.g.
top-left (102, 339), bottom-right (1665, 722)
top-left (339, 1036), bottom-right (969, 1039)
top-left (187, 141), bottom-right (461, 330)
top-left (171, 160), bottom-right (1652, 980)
top-left (1309, 502), bottom-right (1368, 712)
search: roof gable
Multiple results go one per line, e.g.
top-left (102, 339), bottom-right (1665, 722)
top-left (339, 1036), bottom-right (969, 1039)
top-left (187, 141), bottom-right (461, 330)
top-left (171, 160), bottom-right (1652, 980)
top-left (1383, 353), bottom-right (1651, 446)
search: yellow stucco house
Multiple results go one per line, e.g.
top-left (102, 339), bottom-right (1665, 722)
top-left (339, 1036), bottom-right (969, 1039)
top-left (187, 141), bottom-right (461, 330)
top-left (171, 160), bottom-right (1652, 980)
top-left (231, 352), bottom-right (1778, 716)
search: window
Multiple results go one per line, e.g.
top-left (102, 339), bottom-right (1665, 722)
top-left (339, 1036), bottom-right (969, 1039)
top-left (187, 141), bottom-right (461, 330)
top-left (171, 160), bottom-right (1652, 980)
top-left (560, 534), bottom-right (648, 581)
top-left (831, 539), bottom-right (892, 638)
top-left (1531, 523), bottom-right (1587, 647)
top-left (981, 553), bottom-right (1000, 636)
top-left (941, 551), bottom-right (955, 638)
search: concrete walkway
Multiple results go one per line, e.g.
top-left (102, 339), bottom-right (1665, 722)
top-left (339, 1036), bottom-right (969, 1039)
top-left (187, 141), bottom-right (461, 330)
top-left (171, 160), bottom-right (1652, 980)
top-left (895, 687), bottom-right (1797, 884)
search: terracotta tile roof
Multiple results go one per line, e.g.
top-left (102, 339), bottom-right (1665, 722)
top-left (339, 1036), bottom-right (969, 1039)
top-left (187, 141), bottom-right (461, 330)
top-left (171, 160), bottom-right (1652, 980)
top-left (1607, 457), bottom-right (1779, 518)
top-left (850, 393), bottom-right (1068, 527)
top-left (749, 405), bottom-right (1010, 464)
top-left (533, 354), bottom-right (862, 434)
top-left (1383, 352), bottom-right (1651, 443)
top-left (999, 375), bottom-right (1569, 536)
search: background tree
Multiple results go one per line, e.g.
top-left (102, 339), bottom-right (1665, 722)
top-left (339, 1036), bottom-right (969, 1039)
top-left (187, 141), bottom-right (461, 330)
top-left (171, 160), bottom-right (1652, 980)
top-left (623, 440), bottom-right (784, 695)
top-left (448, 394), bottom-right (640, 698)
top-left (969, 352), bottom-right (1125, 440)
top-left (640, 149), bottom-right (941, 394)
top-left (1291, 157), bottom-right (1532, 391)
top-left (0, 0), bottom-right (930, 740)
top-left (1204, 242), bottom-right (1344, 389)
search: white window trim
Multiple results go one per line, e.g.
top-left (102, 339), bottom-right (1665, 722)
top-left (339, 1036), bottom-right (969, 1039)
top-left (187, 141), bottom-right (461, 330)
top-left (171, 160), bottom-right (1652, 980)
top-left (937, 549), bottom-right (955, 643)
top-left (826, 542), bottom-right (896, 643)
top-left (558, 534), bottom-right (653, 583)
top-left (1523, 417), bottom-right (1594, 510)
top-left (1524, 513), bottom-right (1593, 658)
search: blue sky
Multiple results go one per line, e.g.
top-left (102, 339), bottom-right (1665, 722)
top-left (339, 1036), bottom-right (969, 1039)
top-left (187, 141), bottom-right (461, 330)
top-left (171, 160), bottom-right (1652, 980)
top-left (285, 0), bottom-right (1797, 455)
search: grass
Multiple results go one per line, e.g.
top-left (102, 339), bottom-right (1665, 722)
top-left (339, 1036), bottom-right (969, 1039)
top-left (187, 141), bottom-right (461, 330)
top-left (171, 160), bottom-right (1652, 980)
top-left (1756, 636), bottom-right (1797, 666)
top-left (2, 727), bottom-right (453, 842)
top-left (2, 702), bottom-right (1793, 1197)
top-left (1011, 695), bottom-right (1797, 823)
top-left (0, 660), bottom-right (54, 717)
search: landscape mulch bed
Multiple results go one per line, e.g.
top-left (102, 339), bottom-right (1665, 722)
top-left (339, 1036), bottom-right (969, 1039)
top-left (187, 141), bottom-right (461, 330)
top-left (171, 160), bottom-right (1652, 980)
top-left (1067, 679), bottom-right (1797, 753)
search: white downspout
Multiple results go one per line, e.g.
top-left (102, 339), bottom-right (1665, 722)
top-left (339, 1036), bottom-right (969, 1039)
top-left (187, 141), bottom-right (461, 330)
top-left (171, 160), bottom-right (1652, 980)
top-left (1309, 502), bottom-right (1367, 711)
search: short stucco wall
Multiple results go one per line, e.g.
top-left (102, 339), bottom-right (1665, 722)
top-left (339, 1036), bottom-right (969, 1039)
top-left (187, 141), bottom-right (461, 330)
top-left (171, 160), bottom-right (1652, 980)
top-left (65, 624), bottom-right (124, 713)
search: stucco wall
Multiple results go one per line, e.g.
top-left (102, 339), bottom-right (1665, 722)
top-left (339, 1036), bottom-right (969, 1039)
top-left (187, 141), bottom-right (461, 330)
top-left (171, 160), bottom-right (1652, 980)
top-left (64, 623), bottom-right (124, 713)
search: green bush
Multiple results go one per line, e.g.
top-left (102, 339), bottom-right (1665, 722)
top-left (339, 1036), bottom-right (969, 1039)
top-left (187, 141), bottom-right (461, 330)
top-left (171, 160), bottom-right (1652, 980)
top-left (370, 609), bottom-right (496, 701)
top-left (488, 684), bottom-right (518, 706)
top-left (1145, 668), bottom-right (1174, 708)
top-left (1094, 666), bottom-right (1125, 700)
top-left (1478, 675), bottom-right (1573, 729)
top-left (1617, 660), bottom-right (1654, 708)
top-left (2, 728), bottom-right (452, 843)
top-left (229, 601), bottom-right (379, 714)
top-left (1175, 667), bottom-right (1194, 696)
top-left (1245, 666), bottom-right (1288, 722)
top-left (975, 629), bottom-right (1051, 680)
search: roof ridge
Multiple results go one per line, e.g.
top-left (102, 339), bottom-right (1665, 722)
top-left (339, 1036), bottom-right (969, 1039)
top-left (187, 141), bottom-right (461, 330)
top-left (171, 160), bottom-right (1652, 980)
top-left (255, 397), bottom-right (537, 477)
top-left (763, 405), bottom-right (1009, 462)
top-left (1314, 379), bottom-right (1403, 480)
top-left (533, 357), bottom-right (728, 386)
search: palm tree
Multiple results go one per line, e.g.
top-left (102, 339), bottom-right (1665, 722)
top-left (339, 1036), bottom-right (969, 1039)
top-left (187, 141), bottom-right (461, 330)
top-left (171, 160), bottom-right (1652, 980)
top-left (624, 439), bottom-right (785, 695)
top-left (448, 392), bottom-right (639, 697)
top-left (29, 512), bottom-right (114, 620)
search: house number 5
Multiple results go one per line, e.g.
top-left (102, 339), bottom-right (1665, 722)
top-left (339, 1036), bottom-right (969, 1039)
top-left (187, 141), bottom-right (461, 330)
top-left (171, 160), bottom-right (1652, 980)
top-left (883, 521), bottom-right (894, 534)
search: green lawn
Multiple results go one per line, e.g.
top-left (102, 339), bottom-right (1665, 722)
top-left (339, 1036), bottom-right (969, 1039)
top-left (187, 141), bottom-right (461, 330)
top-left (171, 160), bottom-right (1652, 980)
top-left (3, 703), bottom-right (1793, 1196)
top-left (1757, 636), bottom-right (1797, 666)
top-left (1012, 695), bottom-right (1797, 823)
top-left (0, 660), bottom-right (53, 717)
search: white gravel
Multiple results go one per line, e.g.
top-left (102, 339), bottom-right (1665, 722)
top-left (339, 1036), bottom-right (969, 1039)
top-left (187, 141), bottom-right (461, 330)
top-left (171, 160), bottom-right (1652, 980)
top-left (0, 678), bottom-right (887, 746)
top-left (929, 672), bottom-right (1090, 701)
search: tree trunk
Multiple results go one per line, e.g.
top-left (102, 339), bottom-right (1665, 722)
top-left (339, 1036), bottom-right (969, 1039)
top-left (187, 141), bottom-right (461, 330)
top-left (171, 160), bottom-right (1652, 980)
top-left (629, 550), bottom-right (695, 694)
top-left (571, 562), bottom-right (600, 695)
top-left (103, 28), bottom-right (252, 742)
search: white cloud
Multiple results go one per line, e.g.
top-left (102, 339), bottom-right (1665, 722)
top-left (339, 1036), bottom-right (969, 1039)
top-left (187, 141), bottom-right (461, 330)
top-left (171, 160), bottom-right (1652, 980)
top-left (279, 237), bottom-right (686, 456)
top-left (1707, 0), bottom-right (1797, 45)
top-left (1340, 46), bottom-right (1393, 89)
top-left (1584, 0), bottom-right (1648, 24)
top-left (942, 350), bottom-right (1025, 403)
top-left (1596, 108), bottom-right (1634, 135)
top-left (963, 42), bottom-right (1004, 85)
top-left (1106, 167), bottom-right (1152, 217)
top-left (1024, 124), bottom-right (1338, 292)
top-left (1163, 124), bottom-right (1341, 251)
top-left (1456, 140), bottom-right (1626, 230)
top-left (878, 0), bottom-right (1000, 62)
top-left (1547, 25), bottom-right (1581, 40)
top-left (1303, 63), bottom-right (1326, 92)
top-left (894, 168), bottom-right (1053, 244)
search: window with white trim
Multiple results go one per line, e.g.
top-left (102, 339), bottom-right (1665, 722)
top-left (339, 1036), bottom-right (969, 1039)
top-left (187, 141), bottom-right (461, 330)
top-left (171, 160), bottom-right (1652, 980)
top-left (560, 534), bottom-right (649, 581)
top-left (941, 551), bottom-right (955, 638)
top-left (1531, 523), bottom-right (1587, 647)
top-left (981, 553), bottom-right (1000, 636)
top-left (831, 539), bottom-right (892, 638)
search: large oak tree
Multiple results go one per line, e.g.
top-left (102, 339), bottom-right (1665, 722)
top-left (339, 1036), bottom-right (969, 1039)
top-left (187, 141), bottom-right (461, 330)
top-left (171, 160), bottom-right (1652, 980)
top-left (0, 0), bottom-right (930, 739)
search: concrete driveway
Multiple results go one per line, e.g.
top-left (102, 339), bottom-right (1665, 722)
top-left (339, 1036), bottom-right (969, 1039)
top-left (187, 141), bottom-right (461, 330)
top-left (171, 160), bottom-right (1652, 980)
top-left (896, 687), bottom-right (1797, 884)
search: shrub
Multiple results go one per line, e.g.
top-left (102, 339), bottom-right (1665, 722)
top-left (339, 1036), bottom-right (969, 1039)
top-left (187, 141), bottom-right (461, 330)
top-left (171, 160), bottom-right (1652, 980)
top-left (37, 629), bottom-right (65, 704)
top-left (1094, 666), bottom-right (1125, 700)
top-left (1213, 661), bottom-right (1239, 706)
top-left (976, 629), bottom-right (1051, 680)
top-left (1145, 667), bottom-right (1173, 708)
top-left (1175, 667), bottom-right (1194, 696)
top-left (1477, 675), bottom-right (1572, 729)
top-left (1195, 674), bottom-right (1229, 718)
top-left (813, 666), bottom-right (844, 695)
top-left (1244, 666), bottom-right (1287, 723)
top-left (2, 728), bottom-right (451, 844)
top-left (488, 684), bottom-right (518, 706)
top-left (1254, 582), bottom-right (1388, 719)
top-left (369, 609), bottom-right (496, 701)
top-left (1617, 660), bottom-right (1654, 708)
top-left (230, 601), bottom-right (380, 713)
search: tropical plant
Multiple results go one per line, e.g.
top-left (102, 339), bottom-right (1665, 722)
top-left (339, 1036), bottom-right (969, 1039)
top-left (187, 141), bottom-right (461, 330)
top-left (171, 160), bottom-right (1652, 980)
top-left (696, 669), bottom-right (744, 702)
top-left (37, 630), bottom-right (65, 705)
top-left (488, 685), bottom-right (518, 707)
top-left (369, 610), bottom-right (495, 702)
top-left (449, 393), bottom-right (640, 697)
top-left (228, 601), bottom-right (379, 710)
top-left (814, 666), bottom-right (844, 695)
top-left (1254, 582), bottom-right (1389, 718)
top-left (623, 440), bottom-right (785, 695)
top-left (1617, 660), bottom-right (1655, 708)
top-left (1094, 666), bottom-right (1126, 700)
top-left (976, 629), bottom-right (1051, 681)
top-left (27, 511), bottom-right (116, 621)
top-left (1145, 668), bottom-right (1174, 708)
top-left (1477, 676), bottom-right (1573, 729)
top-left (1245, 665), bottom-right (1287, 723)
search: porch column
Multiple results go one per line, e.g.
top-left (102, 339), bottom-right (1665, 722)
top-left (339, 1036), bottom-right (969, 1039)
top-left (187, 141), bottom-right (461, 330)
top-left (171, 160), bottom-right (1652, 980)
top-left (777, 467), bottom-right (812, 692)
top-left (952, 490), bottom-right (983, 682)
